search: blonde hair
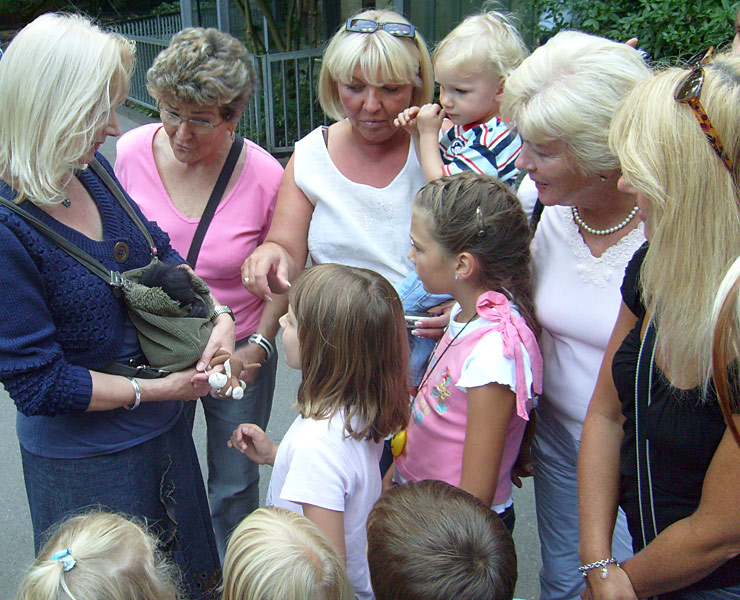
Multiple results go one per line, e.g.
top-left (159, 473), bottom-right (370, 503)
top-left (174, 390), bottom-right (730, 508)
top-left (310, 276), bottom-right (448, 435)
top-left (147, 27), bottom-right (256, 121)
top-left (318, 9), bottom-right (433, 122)
top-left (433, 10), bottom-right (527, 81)
top-left (16, 511), bottom-right (180, 600)
top-left (289, 264), bottom-right (410, 442)
top-left (222, 507), bottom-right (354, 600)
top-left (500, 30), bottom-right (649, 175)
top-left (0, 13), bottom-right (134, 206)
top-left (711, 256), bottom-right (740, 449)
top-left (610, 53), bottom-right (740, 386)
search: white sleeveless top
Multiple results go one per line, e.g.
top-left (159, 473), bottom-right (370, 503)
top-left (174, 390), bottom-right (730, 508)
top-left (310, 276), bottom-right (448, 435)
top-left (294, 125), bottom-right (425, 285)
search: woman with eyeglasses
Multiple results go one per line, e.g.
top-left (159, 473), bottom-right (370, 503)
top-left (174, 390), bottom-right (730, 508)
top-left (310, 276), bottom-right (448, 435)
top-left (115, 27), bottom-right (284, 558)
top-left (578, 51), bottom-right (740, 599)
top-left (499, 32), bottom-right (649, 600)
top-left (0, 15), bottom-right (224, 598)
top-left (242, 9), bottom-right (433, 300)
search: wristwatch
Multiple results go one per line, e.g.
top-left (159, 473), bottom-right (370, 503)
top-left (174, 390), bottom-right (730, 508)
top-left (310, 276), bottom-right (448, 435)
top-left (211, 305), bottom-right (235, 322)
top-left (247, 333), bottom-right (275, 362)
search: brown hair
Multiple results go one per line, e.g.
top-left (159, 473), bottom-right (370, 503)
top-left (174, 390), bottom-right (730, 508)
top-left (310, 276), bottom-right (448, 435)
top-left (366, 480), bottom-right (517, 600)
top-left (147, 27), bottom-right (256, 121)
top-left (413, 172), bottom-right (539, 336)
top-left (289, 264), bottom-right (410, 442)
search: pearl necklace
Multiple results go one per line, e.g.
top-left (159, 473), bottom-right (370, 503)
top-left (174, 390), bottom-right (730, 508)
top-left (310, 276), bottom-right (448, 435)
top-left (571, 205), bottom-right (639, 236)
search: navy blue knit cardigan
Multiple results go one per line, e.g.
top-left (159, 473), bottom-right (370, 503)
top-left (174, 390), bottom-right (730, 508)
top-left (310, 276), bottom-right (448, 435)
top-left (0, 154), bottom-right (181, 416)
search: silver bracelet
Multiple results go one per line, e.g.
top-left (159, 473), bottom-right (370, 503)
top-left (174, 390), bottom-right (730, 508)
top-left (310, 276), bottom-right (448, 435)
top-left (247, 333), bottom-right (274, 362)
top-left (578, 557), bottom-right (620, 579)
top-left (124, 377), bottom-right (141, 410)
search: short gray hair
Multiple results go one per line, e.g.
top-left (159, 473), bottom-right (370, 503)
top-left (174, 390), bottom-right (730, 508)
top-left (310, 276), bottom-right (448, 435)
top-left (147, 28), bottom-right (256, 121)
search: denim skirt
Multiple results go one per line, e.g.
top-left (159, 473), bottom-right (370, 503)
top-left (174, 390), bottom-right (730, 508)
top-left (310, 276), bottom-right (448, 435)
top-left (20, 411), bottom-right (221, 599)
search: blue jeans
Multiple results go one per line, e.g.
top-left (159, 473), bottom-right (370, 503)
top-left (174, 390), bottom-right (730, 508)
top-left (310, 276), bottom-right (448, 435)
top-left (184, 340), bottom-right (277, 559)
top-left (533, 405), bottom-right (633, 600)
top-left (396, 270), bottom-right (452, 385)
top-left (21, 412), bottom-right (220, 599)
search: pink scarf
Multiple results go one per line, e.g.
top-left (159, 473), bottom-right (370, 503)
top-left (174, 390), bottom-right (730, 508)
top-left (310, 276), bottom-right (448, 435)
top-left (476, 291), bottom-right (543, 420)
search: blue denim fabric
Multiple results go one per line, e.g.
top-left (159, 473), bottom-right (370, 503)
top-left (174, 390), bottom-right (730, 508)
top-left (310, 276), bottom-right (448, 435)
top-left (184, 340), bottom-right (277, 559)
top-left (20, 412), bottom-right (221, 599)
top-left (533, 407), bottom-right (633, 600)
top-left (397, 270), bottom-right (452, 385)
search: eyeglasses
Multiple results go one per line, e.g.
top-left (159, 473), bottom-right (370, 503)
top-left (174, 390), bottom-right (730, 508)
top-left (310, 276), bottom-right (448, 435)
top-left (674, 47), bottom-right (733, 173)
top-left (345, 18), bottom-right (415, 38)
top-left (160, 108), bottom-right (223, 133)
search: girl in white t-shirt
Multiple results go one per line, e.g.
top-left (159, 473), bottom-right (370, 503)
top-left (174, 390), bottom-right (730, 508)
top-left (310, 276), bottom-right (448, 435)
top-left (391, 171), bottom-right (542, 532)
top-left (229, 264), bottom-right (410, 600)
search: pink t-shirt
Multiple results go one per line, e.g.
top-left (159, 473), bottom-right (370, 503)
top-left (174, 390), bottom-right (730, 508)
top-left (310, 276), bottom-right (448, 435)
top-left (115, 124), bottom-right (283, 339)
top-left (395, 294), bottom-right (541, 507)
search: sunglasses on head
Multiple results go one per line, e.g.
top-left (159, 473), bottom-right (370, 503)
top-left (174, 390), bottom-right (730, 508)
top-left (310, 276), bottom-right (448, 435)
top-left (345, 18), bottom-right (415, 38)
top-left (674, 46), bottom-right (733, 173)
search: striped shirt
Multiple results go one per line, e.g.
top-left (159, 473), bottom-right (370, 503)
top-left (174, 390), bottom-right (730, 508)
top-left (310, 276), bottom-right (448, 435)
top-left (439, 115), bottom-right (521, 183)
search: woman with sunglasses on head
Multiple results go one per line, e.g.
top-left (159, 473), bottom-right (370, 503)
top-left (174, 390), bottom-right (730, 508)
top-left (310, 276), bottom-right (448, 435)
top-left (115, 27), bottom-right (284, 559)
top-left (242, 9), bottom-right (433, 298)
top-left (578, 50), bottom-right (740, 599)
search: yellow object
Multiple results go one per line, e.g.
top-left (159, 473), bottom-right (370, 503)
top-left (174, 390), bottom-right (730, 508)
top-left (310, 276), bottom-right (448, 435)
top-left (391, 430), bottom-right (407, 457)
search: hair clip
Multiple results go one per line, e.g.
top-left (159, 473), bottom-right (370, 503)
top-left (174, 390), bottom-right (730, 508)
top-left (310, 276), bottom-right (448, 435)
top-left (476, 206), bottom-right (486, 237)
top-left (51, 549), bottom-right (76, 572)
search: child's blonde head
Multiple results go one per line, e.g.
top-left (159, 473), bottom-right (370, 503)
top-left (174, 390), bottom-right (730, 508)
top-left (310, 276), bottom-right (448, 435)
top-left (16, 511), bottom-right (180, 600)
top-left (222, 507), bottom-right (354, 600)
top-left (413, 172), bottom-right (537, 335)
top-left (289, 263), bottom-right (410, 442)
top-left (433, 10), bottom-right (527, 82)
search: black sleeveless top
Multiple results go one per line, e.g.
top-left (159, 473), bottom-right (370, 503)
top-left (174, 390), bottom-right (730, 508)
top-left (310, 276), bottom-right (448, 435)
top-left (613, 243), bottom-right (740, 596)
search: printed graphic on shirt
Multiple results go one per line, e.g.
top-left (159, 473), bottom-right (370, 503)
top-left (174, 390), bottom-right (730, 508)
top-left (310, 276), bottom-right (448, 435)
top-left (411, 367), bottom-right (452, 423)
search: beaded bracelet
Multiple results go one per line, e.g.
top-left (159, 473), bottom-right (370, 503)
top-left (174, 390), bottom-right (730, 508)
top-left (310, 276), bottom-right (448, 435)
top-left (578, 557), bottom-right (620, 579)
top-left (247, 333), bottom-right (275, 362)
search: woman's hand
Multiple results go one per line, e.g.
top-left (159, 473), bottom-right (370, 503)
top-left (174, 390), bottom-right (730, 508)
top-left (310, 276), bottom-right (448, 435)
top-left (196, 312), bottom-right (236, 373)
top-left (231, 342), bottom-right (265, 387)
top-left (410, 299), bottom-right (454, 339)
top-left (582, 565), bottom-right (637, 600)
top-left (241, 242), bottom-right (293, 301)
top-left (228, 423), bottom-right (278, 465)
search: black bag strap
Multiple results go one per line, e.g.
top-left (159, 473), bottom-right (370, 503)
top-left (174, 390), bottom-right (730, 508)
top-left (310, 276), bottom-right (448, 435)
top-left (635, 319), bottom-right (659, 551)
top-left (530, 198), bottom-right (544, 233)
top-left (0, 160), bottom-right (157, 289)
top-left (186, 135), bottom-right (243, 268)
top-left (88, 159), bottom-right (156, 254)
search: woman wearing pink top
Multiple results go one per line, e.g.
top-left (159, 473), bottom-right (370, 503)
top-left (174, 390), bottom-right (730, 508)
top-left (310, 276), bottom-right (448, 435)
top-left (115, 27), bottom-right (284, 558)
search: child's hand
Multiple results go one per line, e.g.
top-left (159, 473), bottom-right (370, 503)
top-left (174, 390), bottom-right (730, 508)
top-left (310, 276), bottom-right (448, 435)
top-left (416, 103), bottom-right (446, 136)
top-left (228, 423), bottom-right (278, 466)
top-left (395, 106), bottom-right (421, 134)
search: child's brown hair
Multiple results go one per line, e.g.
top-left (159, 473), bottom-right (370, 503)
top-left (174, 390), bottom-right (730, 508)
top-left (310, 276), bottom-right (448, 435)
top-left (367, 480), bottom-right (517, 600)
top-left (413, 171), bottom-right (538, 336)
top-left (289, 263), bottom-right (410, 442)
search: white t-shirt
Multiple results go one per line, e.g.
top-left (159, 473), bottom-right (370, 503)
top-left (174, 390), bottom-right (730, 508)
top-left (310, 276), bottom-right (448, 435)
top-left (528, 177), bottom-right (645, 440)
top-left (293, 126), bottom-right (425, 286)
top-left (267, 410), bottom-right (383, 600)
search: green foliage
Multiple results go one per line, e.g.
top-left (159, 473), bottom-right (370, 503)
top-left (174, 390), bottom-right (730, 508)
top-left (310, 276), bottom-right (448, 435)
top-left (537, 0), bottom-right (737, 62)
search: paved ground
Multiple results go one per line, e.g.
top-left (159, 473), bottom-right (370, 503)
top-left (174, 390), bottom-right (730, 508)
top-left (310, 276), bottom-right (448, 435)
top-left (0, 105), bottom-right (542, 598)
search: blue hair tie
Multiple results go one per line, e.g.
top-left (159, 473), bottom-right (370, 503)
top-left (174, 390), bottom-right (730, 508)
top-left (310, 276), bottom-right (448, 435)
top-left (50, 548), bottom-right (76, 572)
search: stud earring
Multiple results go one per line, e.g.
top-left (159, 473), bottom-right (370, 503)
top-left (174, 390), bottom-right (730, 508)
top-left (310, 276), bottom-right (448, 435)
top-left (454, 274), bottom-right (459, 281)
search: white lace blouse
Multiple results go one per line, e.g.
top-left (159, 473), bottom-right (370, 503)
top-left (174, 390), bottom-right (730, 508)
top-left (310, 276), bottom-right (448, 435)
top-left (530, 200), bottom-right (645, 440)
